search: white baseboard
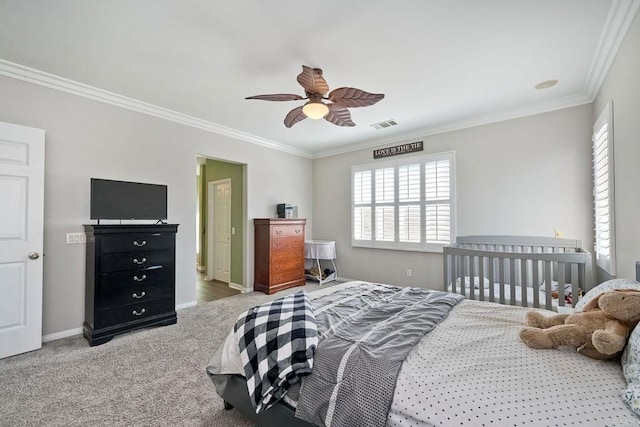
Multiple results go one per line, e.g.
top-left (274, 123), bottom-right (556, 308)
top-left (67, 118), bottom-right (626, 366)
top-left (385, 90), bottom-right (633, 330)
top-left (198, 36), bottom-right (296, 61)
top-left (176, 301), bottom-right (197, 310)
top-left (42, 327), bottom-right (83, 342)
top-left (228, 282), bottom-right (249, 293)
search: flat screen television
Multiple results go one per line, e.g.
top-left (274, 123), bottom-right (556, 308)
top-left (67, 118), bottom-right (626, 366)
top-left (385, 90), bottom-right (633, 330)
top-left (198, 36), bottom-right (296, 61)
top-left (90, 178), bottom-right (167, 220)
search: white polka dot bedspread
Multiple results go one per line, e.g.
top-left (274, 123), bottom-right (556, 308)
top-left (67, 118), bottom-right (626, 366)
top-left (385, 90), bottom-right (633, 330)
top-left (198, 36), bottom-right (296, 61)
top-left (387, 299), bottom-right (639, 427)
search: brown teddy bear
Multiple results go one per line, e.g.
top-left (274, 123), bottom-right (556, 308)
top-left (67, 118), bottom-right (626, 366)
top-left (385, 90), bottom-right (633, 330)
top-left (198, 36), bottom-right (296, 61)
top-left (519, 289), bottom-right (640, 360)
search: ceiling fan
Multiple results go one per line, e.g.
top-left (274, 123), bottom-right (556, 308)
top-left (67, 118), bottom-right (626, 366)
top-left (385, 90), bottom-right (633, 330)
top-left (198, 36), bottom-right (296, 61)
top-left (245, 65), bottom-right (385, 128)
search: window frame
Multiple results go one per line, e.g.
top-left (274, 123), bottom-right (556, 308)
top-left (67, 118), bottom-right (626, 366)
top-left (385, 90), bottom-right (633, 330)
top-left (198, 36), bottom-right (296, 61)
top-left (592, 101), bottom-right (616, 276)
top-left (351, 151), bottom-right (456, 253)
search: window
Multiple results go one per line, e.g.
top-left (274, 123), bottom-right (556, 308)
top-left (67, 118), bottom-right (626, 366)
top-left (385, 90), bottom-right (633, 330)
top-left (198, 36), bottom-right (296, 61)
top-left (592, 102), bottom-right (616, 275)
top-left (352, 151), bottom-right (455, 252)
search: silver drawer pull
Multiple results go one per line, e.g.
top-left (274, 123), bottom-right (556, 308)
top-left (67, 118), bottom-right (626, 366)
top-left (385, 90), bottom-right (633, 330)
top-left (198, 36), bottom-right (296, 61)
top-left (133, 257), bottom-right (147, 265)
top-left (275, 230), bottom-right (282, 234)
top-left (132, 308), bottom-right (146, 316)
top-left (133, 240), bottom-right (147, 247)
top-left (132, 292), bottom-right (146, 299)
top-left (133, 274), bottom-right (147, 282)
top-left (295, 229), bottom-right (301, 233)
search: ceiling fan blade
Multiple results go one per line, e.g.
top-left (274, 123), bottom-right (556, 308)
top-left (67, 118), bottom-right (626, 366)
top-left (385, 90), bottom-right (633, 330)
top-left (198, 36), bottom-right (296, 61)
top-left (297, 65), bottom-right (330, 96)
top-left (328, 87), bottom-right (385, 108)
top-left (324, 104), bottom-right (355, 127)
top-left (245, 94), bottom-right (305, 101)
top-left (284, 106), bottom-right (307, 128)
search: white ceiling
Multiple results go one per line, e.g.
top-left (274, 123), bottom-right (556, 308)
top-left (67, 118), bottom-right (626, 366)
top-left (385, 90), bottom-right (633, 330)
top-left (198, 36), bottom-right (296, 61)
top-left (0, 0), bottom-right (638, 158)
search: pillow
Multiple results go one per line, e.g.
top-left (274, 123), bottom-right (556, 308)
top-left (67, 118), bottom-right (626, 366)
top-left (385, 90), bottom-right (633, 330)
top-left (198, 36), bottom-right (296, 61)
top-left (573, 278), bottom-right (640, 311)
top-left (621, 313), bottom-right (640, 415)
top-left (622, 384), bottom-right (640, 417)
top-left (622, 324), bottom-right (640, 385)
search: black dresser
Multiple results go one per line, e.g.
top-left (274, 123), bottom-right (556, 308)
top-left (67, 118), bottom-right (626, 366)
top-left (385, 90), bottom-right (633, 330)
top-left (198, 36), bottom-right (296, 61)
top-left (83, 224), bottom-right (179, 346)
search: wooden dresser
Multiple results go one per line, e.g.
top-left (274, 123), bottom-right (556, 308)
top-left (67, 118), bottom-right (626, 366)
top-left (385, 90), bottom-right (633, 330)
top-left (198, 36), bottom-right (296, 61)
top-left (254, 218), bottom-right (306, 294)
top-left (83, 224), bottom-right (179, 346)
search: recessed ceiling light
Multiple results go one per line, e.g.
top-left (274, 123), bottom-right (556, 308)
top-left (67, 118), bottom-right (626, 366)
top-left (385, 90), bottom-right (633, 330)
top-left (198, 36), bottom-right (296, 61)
top-left (534, 79), bottom-right (559, 90)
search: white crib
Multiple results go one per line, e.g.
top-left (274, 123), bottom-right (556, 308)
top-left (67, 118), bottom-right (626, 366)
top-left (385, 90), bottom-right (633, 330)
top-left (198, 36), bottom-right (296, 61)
top-left (443, 235), bottom-right (593, 311)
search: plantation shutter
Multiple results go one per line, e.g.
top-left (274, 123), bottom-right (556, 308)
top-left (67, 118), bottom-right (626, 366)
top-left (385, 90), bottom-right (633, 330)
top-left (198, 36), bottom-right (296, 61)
top-left (425, 159), bottom-right (452, 244)
top-left (592, 102), bottom-right (616, 275)
top-left (398, 164), bottom-right (421, 242)
top-left (353, 170), bottom-right (372, 241)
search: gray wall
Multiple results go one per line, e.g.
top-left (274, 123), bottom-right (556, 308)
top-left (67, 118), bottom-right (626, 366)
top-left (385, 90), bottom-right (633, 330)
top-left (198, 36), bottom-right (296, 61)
top-left (0, 75), bottom-right (313, 336)
top-left (312, 105), bottom-right (594, 288)
top-left (593, 10), bottom-right (640, 281)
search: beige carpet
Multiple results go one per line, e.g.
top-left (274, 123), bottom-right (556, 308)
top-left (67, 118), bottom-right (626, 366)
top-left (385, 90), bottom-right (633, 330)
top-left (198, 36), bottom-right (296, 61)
top-left (0, 282), bottom-right (339, 426)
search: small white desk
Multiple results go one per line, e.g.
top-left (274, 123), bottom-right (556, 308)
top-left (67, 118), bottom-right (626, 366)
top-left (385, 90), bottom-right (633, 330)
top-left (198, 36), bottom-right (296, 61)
top-left (304, 240), bottom-right (337, 285)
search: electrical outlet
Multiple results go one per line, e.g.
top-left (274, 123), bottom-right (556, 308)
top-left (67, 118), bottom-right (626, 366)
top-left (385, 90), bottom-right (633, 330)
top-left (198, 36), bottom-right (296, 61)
top-left (406, 269), bottom-right (412, 277)
top-left (554, 229), bottom-right (564, 238)
top-left (66, 233), bottom-right (86, 244)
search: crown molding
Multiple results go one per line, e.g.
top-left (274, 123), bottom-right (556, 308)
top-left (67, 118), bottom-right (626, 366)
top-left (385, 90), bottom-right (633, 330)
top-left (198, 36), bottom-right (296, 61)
top-left (583, 0), bottom-right (640, 99)
top-left (313, 92), bottom-right (592, 159)
top-left (0, 58), bottom-right (314, 159)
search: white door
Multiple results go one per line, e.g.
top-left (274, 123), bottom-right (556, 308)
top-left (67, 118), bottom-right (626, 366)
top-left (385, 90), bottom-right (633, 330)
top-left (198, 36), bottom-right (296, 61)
top-left (0, 122), bottom-right (45, 359)
top-left (207, 179), bottom-right (231, 283)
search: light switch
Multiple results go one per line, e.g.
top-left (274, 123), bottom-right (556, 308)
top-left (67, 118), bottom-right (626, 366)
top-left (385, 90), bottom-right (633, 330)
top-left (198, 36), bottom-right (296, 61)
top-left (231, 227), bottom-right (236, 235)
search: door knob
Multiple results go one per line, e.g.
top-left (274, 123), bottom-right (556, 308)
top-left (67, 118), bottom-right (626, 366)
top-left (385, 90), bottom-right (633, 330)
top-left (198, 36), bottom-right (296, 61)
top-left (28, 252), bottom-right (40, 260)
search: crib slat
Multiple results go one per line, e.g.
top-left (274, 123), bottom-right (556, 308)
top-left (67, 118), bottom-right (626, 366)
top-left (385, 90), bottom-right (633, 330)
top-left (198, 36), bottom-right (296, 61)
top-left (465, 256), bottom-right (476, 299)
top-left (544, 261), bottom-right (552, 310)
top-left (532, 260), bottom-right (540, 308)
top-left (520, 258), bottom-right (528, 307)
top-left (509, 258), bottom-right (516, 306)
top-left (478, 256), bottom-right (485, 302)
top-left (499, 258), bottom-right (506, 305)
top-left (488, 256), bottom-right (495, 303)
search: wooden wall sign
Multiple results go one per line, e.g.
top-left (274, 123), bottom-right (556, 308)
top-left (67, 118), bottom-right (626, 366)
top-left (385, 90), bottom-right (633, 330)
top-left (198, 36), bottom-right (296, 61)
top-left (373, 141), bottom-right (423, 159)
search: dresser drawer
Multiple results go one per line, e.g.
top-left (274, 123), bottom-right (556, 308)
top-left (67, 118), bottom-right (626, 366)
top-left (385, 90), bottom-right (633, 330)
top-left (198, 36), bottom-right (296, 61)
top-left (100, 250), bottom-right (174, 273)
top-left (272, 236), bottom-right (304, 251)
top-left (271, 268), bottom-right (304, 285)
top-left (97, 297), bottom-right (174, 328)
top-left (271, 258), bottom-right (304, 274)
top-left (97, 282), bottom-right (172, 309)
top-left (271, 225), bottom-right (304, 238)
top-left (271, 247), bottom-right (303, 262)
top-left (100, 266), bottom-right (170, 288)
top-left (100, 233), bottom-right (174, 253)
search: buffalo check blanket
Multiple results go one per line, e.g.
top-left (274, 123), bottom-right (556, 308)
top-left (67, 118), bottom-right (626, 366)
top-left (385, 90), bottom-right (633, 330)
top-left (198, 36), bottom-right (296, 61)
top-left (233, 291), bottom-right (318, 413)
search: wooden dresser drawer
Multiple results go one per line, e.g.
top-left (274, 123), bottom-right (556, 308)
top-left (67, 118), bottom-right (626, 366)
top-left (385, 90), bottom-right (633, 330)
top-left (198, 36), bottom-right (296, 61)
top-left (97, 297), bottom-right (174, 328)
top-left (271, 247), bottom-right (303, 262)
top-left (272, 236), bottom-right (304, 251)
top-left (100, 266), bottom-right (170, 288)
top-left (100, 233), bottom-right (174, 253)
top-left (272, 225), bottom-right (304, 238)
top-left (97, 282), bottom-right (172, 309)
top-left (271, 258), bottom-right (304, 273)
top-left (271, 269), bottom-right (303, 285)
top-left (100, 250), bottom-right (174, 273)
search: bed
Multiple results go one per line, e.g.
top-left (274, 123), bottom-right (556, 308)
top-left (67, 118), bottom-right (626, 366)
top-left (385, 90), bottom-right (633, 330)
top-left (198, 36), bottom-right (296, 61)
top-left (444, 235), bottom-right (593, 311)
top-left (206, 264), bottom-right (640, 427)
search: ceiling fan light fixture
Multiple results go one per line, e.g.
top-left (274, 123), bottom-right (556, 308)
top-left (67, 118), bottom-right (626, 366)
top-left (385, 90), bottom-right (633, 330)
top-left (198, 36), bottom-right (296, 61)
top-left (302, 101), bottom-right (329, 120)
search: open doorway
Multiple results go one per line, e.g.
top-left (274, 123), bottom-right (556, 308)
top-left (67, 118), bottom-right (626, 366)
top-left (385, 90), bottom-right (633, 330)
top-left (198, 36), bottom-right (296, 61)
top-left (196, 156), bottom-right (245, 303)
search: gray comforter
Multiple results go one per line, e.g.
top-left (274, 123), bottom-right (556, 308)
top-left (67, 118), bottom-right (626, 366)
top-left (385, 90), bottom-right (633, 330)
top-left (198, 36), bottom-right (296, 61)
top-left (294, 283), bottom-right (463, 427)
